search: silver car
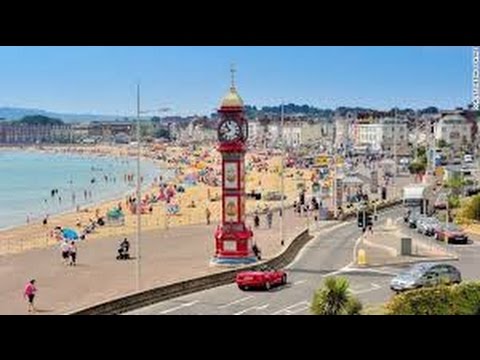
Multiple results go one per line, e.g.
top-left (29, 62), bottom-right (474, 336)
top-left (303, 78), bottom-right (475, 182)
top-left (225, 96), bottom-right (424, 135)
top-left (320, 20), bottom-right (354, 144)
top-left (417, 218), bottom-right (440, 236)
top-left (390, 263), bottom-right (462, 292)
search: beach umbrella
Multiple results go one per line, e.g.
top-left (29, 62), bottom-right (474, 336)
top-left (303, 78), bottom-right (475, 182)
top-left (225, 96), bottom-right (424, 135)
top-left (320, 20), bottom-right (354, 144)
top-left (62, 228), bottom-right (79, 241)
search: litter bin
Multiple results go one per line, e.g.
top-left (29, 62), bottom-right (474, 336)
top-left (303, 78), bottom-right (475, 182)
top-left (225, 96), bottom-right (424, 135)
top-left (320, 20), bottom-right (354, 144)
top-left (401, 237), bottom-right (412, 256)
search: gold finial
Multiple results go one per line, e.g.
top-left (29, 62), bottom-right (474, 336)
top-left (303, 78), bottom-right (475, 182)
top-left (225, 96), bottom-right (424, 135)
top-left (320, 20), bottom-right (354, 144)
top-left (230, 63), bottom-right (236, 90)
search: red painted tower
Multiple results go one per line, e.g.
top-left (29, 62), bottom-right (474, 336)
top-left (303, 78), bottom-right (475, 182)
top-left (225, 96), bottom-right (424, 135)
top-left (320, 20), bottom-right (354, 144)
top-left (212, 68), bottom-right (256, 265)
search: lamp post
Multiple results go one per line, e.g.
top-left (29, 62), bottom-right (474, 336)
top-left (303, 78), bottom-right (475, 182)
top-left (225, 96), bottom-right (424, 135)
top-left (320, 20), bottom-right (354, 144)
top-left (134, 83), bottom-right (170, 292)
top-left (280, 102), bottom-right (285, 246)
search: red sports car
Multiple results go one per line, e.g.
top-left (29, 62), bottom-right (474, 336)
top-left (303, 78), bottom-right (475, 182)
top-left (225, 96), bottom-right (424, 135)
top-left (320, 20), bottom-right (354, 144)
top-left (236, 265), bottom-right (287, 291)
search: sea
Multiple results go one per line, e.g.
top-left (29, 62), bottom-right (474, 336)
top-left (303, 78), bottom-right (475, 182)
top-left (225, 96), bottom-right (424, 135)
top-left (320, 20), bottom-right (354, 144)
top-left (0, 150), bottom-right (171, 230)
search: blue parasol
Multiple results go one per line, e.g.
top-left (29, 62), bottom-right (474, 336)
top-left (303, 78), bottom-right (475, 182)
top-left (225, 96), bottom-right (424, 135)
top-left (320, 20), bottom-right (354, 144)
top-left (62, 228), bottom-right (79, 241)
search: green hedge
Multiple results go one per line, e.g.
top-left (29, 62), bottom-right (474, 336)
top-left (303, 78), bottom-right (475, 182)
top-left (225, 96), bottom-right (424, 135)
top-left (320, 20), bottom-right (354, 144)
top-left (386, 282), bottom-right (480, 315)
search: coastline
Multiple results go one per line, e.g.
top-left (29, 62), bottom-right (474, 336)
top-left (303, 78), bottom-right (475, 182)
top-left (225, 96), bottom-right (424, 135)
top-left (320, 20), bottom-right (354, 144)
top-left (0, 143), bottom-right (313, 256)
top-left (0, 146), bottom-right (165, 231)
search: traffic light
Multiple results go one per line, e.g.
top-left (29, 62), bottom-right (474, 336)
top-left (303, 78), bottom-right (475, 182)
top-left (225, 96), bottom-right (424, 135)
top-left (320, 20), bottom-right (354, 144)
top-left (366, 212), bottom-right (373, 227)
top-left (357, 210), bottom-right (365, 229)
top-left (381, 187), bottom-right (387, 200)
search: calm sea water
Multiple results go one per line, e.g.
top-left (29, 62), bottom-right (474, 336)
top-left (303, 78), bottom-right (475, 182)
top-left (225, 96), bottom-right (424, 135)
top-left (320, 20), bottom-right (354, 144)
top-left (0, 150), bottom-right (169, 229)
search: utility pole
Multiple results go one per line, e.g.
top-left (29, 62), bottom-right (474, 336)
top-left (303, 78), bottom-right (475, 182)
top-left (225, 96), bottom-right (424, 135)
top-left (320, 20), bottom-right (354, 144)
top-left (280, 102), bottom-right (285, 246)
top-left (135, 83), bottom-right (141, 292)
top-left (393, 108), bottom-right (398, 199)
top-left (333, 156), bottom-right (337, 219)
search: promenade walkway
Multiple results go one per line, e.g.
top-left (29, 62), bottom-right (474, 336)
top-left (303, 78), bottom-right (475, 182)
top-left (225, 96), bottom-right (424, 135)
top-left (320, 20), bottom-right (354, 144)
top-left (0, 208), bottom-right (312, 314)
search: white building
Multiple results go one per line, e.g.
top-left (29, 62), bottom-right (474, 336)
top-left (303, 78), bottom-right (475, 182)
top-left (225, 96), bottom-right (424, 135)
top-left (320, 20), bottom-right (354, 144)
top-left (353, 117), bottom-right (408, 153)
top-left (434, 114), bottom-right (472, 150)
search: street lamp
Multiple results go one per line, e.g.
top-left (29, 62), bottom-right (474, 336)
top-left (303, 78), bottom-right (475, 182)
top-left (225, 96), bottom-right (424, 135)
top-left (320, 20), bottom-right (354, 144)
top-left (134, 83), bottom-right (170, 292)
top-left (280, 102), bottom-right (285, 246)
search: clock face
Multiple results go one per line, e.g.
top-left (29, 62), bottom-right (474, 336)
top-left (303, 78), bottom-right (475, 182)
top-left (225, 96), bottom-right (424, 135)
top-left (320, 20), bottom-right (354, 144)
top-left (218, 119), bottom-right (242, 142)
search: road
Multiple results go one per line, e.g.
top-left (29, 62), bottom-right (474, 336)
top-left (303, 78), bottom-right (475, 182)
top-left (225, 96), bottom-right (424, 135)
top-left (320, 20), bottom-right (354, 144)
top-left (128, 206), bottom-right (403, 315)
top-left (128, 204), bottom-right (480, 315)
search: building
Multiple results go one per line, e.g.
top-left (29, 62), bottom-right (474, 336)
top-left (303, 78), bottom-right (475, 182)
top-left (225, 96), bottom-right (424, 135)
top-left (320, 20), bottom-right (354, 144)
top-left (353, 116), bottom-right (408, 153)
top-left (434, 113), bottom-right (472, 150)
top-left (0, 124), bottom-right (73, 144)
top-left (87, 121), bottom-right (134, 139)
top-left (251, 116), bottom-right (324, 148)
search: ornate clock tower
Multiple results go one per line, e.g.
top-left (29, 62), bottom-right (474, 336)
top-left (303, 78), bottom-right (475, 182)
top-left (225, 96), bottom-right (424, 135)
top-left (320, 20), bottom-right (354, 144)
top-left (212, 68), bottom-right (256, 265)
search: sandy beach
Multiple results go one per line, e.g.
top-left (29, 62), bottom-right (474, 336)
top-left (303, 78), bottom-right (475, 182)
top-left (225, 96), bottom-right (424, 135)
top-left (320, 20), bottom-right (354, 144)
top-left (0, 143), bottom-right (314, 256)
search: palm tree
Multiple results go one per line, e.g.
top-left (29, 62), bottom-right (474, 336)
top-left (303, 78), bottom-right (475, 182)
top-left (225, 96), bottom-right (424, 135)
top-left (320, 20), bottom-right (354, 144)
top-left (311, 276), bottom-right (362, 315)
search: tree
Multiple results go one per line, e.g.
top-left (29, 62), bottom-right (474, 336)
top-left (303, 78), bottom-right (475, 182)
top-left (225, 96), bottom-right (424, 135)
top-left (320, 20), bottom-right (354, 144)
top-left (437, 139), bottom-right (448, 148)
top-left (460, 194), bottom-right (480, 221)
top-left (17, 115), bottom-right (64, 126)
top-left (408, 161), bottom-right (426, 175)
top-left (154, 128), bottom-right (170, 140)
top-left (310, 276), bottom-right (362, 315)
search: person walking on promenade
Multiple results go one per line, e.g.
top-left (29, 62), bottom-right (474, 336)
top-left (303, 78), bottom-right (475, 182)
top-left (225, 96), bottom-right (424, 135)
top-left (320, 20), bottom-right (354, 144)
top-left (254, 213), bottom-right (260, 228)
top-left (206, 207), bottom-right (211, 225)
top-left (69, 242), bottom-right (77, 266)
top-left (60, 240), bottom-right (70, 265)
top-left (24, 279), bottom-right (37, 313)
top-left (266, 210), bottom-right (273, 229)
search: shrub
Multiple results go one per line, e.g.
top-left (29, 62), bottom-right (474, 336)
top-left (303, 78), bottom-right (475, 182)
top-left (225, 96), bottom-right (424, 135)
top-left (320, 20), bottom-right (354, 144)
top-left (345, 297), bottom-right (363, 315)
top-left (386, 282), bottom-right (480, 315)
top-left (461, 195), bottom-right (480, 221)
top-left (311, 276), bottom-right (362, 315)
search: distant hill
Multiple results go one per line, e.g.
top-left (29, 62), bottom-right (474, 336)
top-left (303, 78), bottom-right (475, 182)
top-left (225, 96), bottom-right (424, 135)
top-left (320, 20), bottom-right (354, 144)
top-left (0, 107), bottom-right (120, 123)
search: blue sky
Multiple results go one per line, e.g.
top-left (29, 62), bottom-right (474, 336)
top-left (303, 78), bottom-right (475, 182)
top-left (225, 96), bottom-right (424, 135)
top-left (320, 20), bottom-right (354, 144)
top-left (0, 46), bottom-right (474, 116)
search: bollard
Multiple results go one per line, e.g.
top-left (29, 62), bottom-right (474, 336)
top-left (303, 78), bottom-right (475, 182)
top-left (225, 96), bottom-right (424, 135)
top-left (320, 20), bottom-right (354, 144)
top-left (357, 249), bottom-right (367, 265)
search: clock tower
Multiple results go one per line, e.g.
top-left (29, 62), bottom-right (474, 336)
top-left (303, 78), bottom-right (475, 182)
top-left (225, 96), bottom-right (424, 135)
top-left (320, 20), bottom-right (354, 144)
top-left (212, 67), bottom-right (256, 265)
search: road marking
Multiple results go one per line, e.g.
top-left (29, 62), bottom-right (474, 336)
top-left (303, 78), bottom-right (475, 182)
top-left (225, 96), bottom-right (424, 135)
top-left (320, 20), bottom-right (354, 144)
top-left (271, 301), bottom-right (310, 315)
top-left (218, 296), bottom-right (253, 309)
top-left (346, 267), bottom-right (399, 276)
top-left (323, 263), bottom-right (353, 277)
top-left (349, 283), bottom-right (382, 295)
top-left (233, 303), bottom-right (269, 315)
top-left (293, 280), bottom-right (306, 285)
top-left (159, 300), bottom-right (199, 314)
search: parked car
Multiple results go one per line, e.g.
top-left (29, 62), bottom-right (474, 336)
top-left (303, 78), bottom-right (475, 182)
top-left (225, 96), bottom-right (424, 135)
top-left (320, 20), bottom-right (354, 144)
top-left (434, 193), bottom-right (448, 210)
top-left (236, 265), bottom-right (287, 291)
top-left (416, 217), bottom-right (440, 236)
top-left (390, 263), bottom-right (462, 292)
top-left (464, 154), bottom-right (474, 163)
top-left (434, 224), bottom-right (469, 244)
top-left (407, 211), bottom-right (423, 229)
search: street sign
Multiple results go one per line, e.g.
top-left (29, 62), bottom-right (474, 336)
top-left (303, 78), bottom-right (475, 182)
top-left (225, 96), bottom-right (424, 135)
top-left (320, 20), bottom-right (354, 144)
top-left (315, 155), bottom-right (329, 167)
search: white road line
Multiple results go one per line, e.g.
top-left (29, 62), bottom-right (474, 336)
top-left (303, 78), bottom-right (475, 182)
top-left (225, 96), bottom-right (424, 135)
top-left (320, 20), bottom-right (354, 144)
top-left (293, 280), bottom-right (306, 285)
top-left (346, 267), bottom-right (399, 276)
top-left (349, 283), bottom-right (382, 295)
top-left (323, 263), bottom-right (353, 278)
top-left (233, 303), bottom-right (269, 315)
top-left (218, 296), bottom-right (253, 309)
top-left (159, 300), bottom-right (199, 314)
top-left (271, 301), bottom-right (309, 315)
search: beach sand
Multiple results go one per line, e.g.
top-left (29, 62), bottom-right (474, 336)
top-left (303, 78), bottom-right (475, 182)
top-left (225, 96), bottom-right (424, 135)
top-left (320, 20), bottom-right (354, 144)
top-left (0, 144), bottom-right (314, 256)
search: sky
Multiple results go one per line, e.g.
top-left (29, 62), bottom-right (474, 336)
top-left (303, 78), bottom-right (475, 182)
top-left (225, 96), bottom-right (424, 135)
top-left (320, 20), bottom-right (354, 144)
top-left (0, 46), bottom-right (474, 116)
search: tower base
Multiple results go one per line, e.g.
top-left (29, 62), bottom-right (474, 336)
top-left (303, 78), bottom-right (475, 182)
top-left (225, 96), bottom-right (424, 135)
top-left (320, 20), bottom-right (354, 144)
top-left (210, 255), bottom-right (259, 267)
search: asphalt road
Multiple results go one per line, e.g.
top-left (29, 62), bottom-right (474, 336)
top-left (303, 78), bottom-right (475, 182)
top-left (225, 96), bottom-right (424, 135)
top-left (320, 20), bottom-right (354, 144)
top-left (128, 206), bottom-right (405, 315)
top-left (128, 204), bottom-right (480, 315)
